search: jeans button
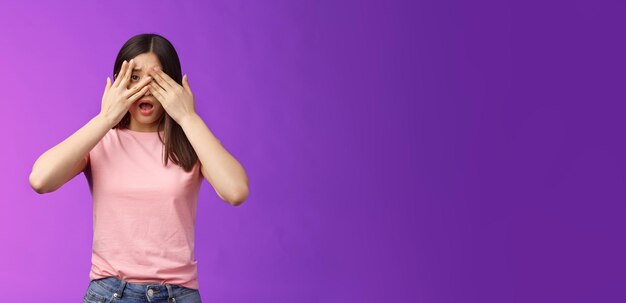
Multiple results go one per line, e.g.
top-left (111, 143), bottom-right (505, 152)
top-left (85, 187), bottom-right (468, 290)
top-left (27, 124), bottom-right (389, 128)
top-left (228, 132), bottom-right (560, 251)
top-left (148, 289), bottom-right (154, 296)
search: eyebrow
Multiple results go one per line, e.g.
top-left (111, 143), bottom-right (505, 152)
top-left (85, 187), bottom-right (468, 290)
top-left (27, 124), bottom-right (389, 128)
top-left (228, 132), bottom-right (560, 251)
top-left (132, 68), bottom-right (143, 72)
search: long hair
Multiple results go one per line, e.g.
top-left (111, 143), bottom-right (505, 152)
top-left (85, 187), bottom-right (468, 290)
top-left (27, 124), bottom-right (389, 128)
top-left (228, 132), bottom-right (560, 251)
top-left (111, 33), bottom-right (198, 172)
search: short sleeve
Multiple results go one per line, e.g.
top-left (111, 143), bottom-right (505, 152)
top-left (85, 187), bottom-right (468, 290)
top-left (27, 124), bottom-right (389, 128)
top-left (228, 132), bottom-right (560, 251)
top-left (82, 129), bottom-right (112, 175)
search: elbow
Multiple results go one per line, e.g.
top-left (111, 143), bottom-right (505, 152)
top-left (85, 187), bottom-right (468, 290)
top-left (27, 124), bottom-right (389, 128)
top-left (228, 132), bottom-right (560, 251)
top-left (29, 171), bottom-right (49, 194)
top-left (228, 187), bottom-right (249, 207)
top-left (29, 169), bottom-right (58, 194)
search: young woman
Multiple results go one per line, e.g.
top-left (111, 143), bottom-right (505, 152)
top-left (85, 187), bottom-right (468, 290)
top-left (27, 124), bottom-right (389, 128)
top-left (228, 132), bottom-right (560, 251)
top-left (29, 33), bottom-right (249, 303)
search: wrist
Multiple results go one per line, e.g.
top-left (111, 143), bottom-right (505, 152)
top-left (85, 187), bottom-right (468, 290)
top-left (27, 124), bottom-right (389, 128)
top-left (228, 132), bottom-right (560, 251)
top-left (95, 113), bottom-right (116, 129)
top-left (178, 112), bottom-right (198, 129)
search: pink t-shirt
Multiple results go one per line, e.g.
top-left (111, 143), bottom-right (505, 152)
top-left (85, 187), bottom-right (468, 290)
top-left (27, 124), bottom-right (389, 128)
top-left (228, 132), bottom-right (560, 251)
top-left (83, 128), bottom-right (203, 289)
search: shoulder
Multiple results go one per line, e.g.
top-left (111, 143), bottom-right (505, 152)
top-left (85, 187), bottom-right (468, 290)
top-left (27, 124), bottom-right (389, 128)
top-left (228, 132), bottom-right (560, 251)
top-left (102, 127), bottom-right (123, 143)
top-left (91, 128), bottom-right (120, 153)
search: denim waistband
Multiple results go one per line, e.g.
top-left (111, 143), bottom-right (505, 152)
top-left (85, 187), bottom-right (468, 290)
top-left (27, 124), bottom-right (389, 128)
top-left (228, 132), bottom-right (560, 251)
top-left (92, 276), bottom-right (186, 301)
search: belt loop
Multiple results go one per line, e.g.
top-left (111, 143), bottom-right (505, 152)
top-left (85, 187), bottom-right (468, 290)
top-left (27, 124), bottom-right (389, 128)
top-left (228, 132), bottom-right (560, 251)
top-left (113, 278), bottom-right (127, 299)
top-left (166, 284), bottom-right (176, 302)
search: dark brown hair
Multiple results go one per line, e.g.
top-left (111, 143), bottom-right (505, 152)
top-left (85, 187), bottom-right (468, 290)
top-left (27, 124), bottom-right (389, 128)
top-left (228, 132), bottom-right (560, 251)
top-left (112, 33), bottom-right (198, 172)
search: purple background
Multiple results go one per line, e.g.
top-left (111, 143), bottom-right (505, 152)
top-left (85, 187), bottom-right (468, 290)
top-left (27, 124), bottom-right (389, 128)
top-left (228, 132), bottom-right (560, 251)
top-left (1, 0), bottom-right (623, 302)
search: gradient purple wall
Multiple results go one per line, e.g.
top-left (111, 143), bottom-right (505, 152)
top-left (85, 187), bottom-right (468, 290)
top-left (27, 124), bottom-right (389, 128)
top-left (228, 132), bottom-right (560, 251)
top-left (1, 0), bottom-right (623, 302)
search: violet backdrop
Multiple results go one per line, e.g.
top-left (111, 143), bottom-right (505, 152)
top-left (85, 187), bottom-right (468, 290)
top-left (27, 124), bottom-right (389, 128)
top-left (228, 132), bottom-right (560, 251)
top-left (1, 0), bottom-right (623, 302)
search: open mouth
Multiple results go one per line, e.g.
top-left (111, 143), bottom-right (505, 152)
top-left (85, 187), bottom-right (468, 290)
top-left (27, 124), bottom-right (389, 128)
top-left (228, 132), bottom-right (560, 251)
top-left (138, 101), bottom-right (154, 115)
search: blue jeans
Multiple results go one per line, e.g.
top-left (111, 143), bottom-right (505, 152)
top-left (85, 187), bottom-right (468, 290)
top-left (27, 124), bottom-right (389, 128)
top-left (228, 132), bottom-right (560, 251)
top-left (83, 276), bottom-right (202, 303)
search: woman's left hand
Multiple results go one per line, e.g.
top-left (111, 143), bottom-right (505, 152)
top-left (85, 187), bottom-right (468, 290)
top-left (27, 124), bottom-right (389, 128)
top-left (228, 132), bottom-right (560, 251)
top-left (148, 66), bottom-right (196, 124)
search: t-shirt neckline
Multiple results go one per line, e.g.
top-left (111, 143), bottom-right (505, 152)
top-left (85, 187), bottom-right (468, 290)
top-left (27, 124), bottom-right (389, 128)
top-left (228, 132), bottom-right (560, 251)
top-left (117, 128), bottom-right (164, 135)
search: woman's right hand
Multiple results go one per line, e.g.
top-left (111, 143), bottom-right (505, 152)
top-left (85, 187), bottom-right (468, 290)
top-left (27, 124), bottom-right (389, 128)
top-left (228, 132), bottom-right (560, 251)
top-left (99, 59), bottom-right (152, 126)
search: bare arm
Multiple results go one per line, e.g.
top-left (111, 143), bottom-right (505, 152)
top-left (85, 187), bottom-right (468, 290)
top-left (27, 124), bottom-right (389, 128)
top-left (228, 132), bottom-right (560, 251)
top-left (146, 68), bottom-right (249, 206)
top-left (29, 114), bottom-right (114, 194)
top-left (179, 113), bottom-right (250, 206)
top-left (30, 59), bottom-right (153, 194)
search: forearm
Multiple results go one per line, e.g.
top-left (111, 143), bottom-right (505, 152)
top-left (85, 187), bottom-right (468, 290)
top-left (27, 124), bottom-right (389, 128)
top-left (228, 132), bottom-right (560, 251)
top-left (29, 114), bottom-right (114, 193)
top-left (179, 113), bottom-right (249, 205)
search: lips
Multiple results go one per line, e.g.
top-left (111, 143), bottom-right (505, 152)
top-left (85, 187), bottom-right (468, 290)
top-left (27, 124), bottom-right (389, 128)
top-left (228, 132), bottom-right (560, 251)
top-left (138, 99), bottom-right (155, 110)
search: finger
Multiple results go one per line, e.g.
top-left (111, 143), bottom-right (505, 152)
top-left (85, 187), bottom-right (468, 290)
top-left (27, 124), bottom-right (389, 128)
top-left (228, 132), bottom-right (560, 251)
top-left (114, 60), bottom-right (128, 88)
top-left (127, 85), bottom-right (151, 104)
top-left (149, 81), bottom-right (167, 97)
top-left (102, 77), bottom-right (111, 98)
top-left (121, 59), bottom-right (135, 88)
top-left (149, 67), bottom-right (176, 90)
top-left (182, 74), bottom-right (192, 95)
top-left (114, 60), bottom-right (130, 88)
top-left (149, 70), bottom-right (171, 91)
top-left (123, 76), bottom-right (152, 98)
top-left (149, 83), bottom-right (165, 102)
top-left (150, 78), bottom-right (167, 93)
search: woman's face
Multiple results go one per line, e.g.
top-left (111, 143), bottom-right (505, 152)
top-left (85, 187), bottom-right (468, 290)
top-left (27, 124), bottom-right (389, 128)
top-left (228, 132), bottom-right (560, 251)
top-left (125, 52), bottom-right (166, 132)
